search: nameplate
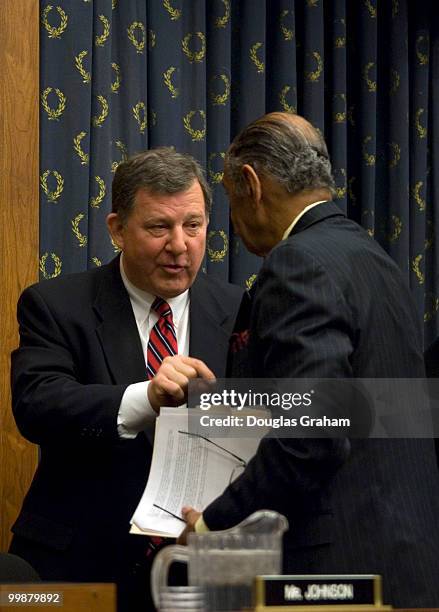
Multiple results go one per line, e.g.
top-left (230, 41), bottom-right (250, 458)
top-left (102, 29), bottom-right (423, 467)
top-left (254, 575), bottom-right (386, 609)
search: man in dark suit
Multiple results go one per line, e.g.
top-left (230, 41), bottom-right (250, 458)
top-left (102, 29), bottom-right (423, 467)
top-left (181, 113), bottom-right (439, 607)
top-left (9, 148), bottom-right (242, 611)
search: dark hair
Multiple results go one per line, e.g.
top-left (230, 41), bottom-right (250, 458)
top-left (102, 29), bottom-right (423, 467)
top-left (112, 147), bottom-right (212, 223)
top-left (226, 113), bottom-right (335, 197)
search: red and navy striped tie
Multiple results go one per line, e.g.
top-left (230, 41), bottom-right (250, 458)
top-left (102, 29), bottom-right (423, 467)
top-left (146, 297), bottom-right (178, 379)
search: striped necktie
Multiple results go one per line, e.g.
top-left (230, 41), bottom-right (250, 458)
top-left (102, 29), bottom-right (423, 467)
top-left (146, 297), bottom-right (178, 379)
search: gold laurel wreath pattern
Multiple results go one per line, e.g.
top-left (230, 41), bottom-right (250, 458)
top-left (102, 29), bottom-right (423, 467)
top-left (127, 22), bottom-right (145, 54)
top-left (412, 181), bottom-right (426, 211)
top-left (388, 142), bottom-right (401, 168)
top-left (71, 213), bottom-right (88, 247)
top-left (95, 15), bottom-right (110, 47)
top-left (362, 136), bottom-right (376, 166)
top-left (246, 274), bottom-right (257, 290)
top-left (415, 108), bottom-right (427, 139)
top-left (412, 254), bottom-right (424, 285)
top-left (163, 67), bottom-right (179, 98)
top-left (41, 87), bottom-right (67, 121)
top-left (111, 236), bottom-right (121, 253)
top-left (149, 29), bottom-right (156, 49)
top-left (305, 51), bottom-right (323, 82)
top-left (280, 10), bottom-right (294, 41)
top-left (111, 140), bottom-right (128, 173)
top-left (424, 294), bottom-right (439, 323)
top-left (416, 35), bottom-right (429, 66)
top-left (182, 32), bottom-right (206, 63)
top-left (390, 69), bottom-right (400, 94)
top-left (210, 74), bottom-right (230, 105)
top-left (388, 215), bottom-right (402, 242)
top-left (279, 85), bottom-right (297, 113)
top-left (112, 0), bottom-right (117, 8)
top-left (307, 0), bottom-right (319, 6)
top-left (40, 253), bottom-right (62, 279)
top-left (111, 63), bottom-right (121, 93)
top-left (73, 131), bottom-right (89, 165)
top-left (75, 51), bottom-right (91, 84)
top-left (133, 102), bottom-right (147, 134)
top-left (250, 42), bottom-right (264, 73)
top-left (41, 5), bottom-right (68, 39)
top-left (363, 62), bottom-right (377, 92)
top-left (40, 170), bottom-right (64, 203)
top-left (215, 0), bottom-right (230, 28)
top-left (392, 0), bottom-right (399, 17)
top-left (207, 230), bottom-right (228, 262)
top-left (208, 152), bottom-right (225, 184)
top-left (333, 93), bottom-right (346, 123)
top-left (335, 36), bottom-right (346, 48)
top-left (89, 176), bottom-right (106, 208)
top-left (92, 257), bottom-right (102, 267)
top-left (92, 95), bottom-right (109, 127)
top-left (364, 0), bottom-right (377, 18)
top-left (362, 210), bottom-right (375, 237)
top-left (164, 0), bottom-right (181, 21)
top-left (183, 110), bottom-right (206, 141)
top-left (333, 168), bottom-right (347, 199)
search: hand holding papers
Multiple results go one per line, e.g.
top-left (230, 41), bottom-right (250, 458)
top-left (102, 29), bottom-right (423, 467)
top-left (130, 407), bottom-right (268, 537)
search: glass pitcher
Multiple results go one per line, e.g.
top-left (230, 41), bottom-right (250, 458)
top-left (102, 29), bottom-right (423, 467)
top-left (151, 510), bottom-right (288, 611)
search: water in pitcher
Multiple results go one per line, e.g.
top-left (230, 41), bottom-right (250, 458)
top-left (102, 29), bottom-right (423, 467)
top-left (190, 549), bottom-right (280, 611)
top-left (151, 511), bottom-right (289, 612)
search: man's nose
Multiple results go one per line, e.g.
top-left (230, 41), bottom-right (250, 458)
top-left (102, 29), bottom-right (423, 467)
top-left (166, 226), bottom-right (187, 254)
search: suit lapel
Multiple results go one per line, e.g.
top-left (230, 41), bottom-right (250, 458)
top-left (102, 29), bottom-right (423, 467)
top-left (189, 275), bottom-right (231, 377)
top-left (93, 258), bottom-right (147, 385)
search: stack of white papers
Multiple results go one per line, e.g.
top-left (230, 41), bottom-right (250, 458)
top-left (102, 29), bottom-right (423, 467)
top-left (130, 407), bottom-right (268, 537)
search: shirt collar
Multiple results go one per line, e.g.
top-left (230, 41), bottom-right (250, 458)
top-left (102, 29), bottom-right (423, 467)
top-left (119, 255), bottom-right (189, 329)
top-left (281, 200), bottom-right (328, 240)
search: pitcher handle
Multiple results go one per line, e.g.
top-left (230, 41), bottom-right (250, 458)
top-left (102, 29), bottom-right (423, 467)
top-left (150, 544), bottom-right (189, 609)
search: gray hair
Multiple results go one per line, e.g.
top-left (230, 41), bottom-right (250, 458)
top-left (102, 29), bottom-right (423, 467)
top-left (112, 147), bottom-right (212, 223)
top-left (225, 114), bottom-right (335, 197)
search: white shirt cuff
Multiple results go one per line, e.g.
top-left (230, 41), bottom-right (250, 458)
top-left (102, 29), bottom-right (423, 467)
top-left (117, 381), bottom-right (157, 439)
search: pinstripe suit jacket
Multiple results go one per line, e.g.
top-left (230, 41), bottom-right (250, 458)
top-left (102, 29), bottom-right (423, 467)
top-left (204, 202), bottom-right (439, 607)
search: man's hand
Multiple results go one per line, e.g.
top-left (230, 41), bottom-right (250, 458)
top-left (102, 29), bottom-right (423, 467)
top-left (177, 506), bottom-right (202, 544)
top-left (148, 355), bottom-right (215, 413)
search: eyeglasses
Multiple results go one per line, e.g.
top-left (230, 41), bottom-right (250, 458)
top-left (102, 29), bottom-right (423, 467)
top-left (178, 430), bottom-right (247, 484)
top-left (151, 431), bottom-right (248, 523)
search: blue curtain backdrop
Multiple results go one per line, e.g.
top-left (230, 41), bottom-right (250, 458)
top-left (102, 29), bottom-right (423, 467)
top-left (40, 0), bottom-right (439, 345)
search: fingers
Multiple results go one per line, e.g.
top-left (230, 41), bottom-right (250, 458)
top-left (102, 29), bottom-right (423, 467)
top-left (181, 507), bottom-right (201, 527)
top-left (148, 355), bottom-right (215, 411)
top-left (177, 507), bottom-right (201, 544)
top-left (174, 356), bottom-right (216, 380)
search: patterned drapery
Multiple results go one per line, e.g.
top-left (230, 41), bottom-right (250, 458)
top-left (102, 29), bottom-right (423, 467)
top-left (40, 0), bottom-right (439, 344)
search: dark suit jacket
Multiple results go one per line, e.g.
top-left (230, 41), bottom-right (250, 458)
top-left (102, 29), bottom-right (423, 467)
top-left (9, 257), bottom-right (242, 594)
top-left (204, 203), bottom-right (439, 607)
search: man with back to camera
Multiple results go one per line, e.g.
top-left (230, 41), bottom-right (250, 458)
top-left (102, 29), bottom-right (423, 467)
top-left (180, 112), bottom-right (439, 607)
top-left (9, 147), bottom-right (243, 611)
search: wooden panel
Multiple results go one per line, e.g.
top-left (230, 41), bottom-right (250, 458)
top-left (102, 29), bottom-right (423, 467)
top-left (0, 0), bottom-right (39, 551)
top-left (0, 583), bottom-right (116, 612)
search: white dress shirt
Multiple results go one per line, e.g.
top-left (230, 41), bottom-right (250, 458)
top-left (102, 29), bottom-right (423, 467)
top-left (281, 200), bottom-right (327, 240)
top-left (117, 256), bottom-right (190, 438)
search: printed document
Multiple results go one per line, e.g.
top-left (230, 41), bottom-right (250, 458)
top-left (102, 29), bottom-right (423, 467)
top-left (130, 407), bottom-right (268, 537)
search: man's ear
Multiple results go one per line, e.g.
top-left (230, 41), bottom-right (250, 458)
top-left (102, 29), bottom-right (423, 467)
top-left (241, 164), bottom-right (262, 206)
top-left (106, 213), bottom-right (124, 250)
